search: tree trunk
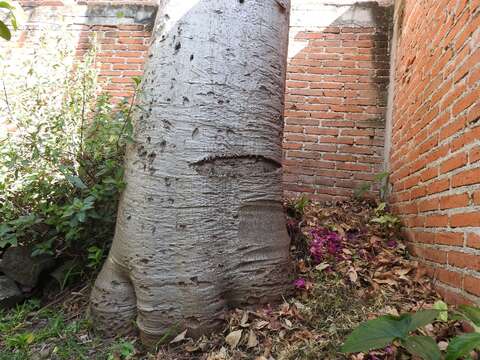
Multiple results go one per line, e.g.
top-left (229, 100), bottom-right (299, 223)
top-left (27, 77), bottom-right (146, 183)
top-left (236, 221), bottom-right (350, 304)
top-left (90, 0), bottom-right (291, 345)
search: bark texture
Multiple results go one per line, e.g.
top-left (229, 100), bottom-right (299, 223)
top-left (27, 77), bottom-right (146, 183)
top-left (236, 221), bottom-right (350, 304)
top-left (90, 0), bottom-right (292, 345)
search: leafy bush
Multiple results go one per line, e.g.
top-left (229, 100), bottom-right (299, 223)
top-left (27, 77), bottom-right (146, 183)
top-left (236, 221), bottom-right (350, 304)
top-left (0, 32), bottom-right (136, 274)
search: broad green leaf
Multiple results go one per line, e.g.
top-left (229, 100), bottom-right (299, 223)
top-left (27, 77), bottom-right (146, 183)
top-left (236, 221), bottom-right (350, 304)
top-left (433, 301), bottom-right (448, 322)
top-left (408, 309), bottom-right (440, 332)
top-left (341, 315), bottom-right (410, 353)
top-left (0, 223), bottom-right (12, 237)
top-left (0, 2), bottom-right (14, 10)
top-left (446, 333), bottom-right (480, 360)
top-left (0, 20), bottom-right (11, 40)
top-left (65, 174), bottom-right (87, 190)
top-left (457, 305), bottom-right (480, 329)
top-left (402, 336), bottom-right (441, 360)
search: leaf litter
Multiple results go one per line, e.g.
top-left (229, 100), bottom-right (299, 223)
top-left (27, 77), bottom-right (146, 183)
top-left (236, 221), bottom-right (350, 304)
top-left (2, 198), bottom-right (462, 359)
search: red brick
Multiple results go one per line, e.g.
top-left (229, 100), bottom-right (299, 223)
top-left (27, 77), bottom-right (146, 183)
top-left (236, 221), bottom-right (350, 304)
top-left (416, 232), bottom-right (435, 244)
top-left (425, 215), bottom-right (449, 227)
top-left (435, 232), bottom-right (464, 246)
top-left (470, 146), bottom-right (480, 164)
top-left (474, 191), bottom-right (480, 205)
top-left (467, 233), bottom-right (480, 249)
top-left (420, 247), bottom-right (448, 264)
top-left (437, 268), bottom-right (463, 288)
top-left (427, 179), bottom-right (450, 195)
top-left (452, 90), bottom-right (479, 116)
top-left (439, 193), bottom-right (469, 209)
top-left (418, 198), bottom-right (439, 212)
top-left (452, 168), bottom-right (480, 187)
top-left (450, 212), bottom-right (480, 227)
top-left (448, 251), bottom-right (480, 271)
top-left (436, 286), bottom-right (471, 305)
top-left (440, 152), bottom-right (467, 173)
top-left (464, 276), bottom-right (480, 297)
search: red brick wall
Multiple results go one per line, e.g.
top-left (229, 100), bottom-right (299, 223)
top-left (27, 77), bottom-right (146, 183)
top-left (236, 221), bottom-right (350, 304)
top-left (389, 0), bottom-right (480, 304)
top-left (10, 2), bottom-right (155, 102)
top-left (93, 24), bottom-right (151, 101)
top-left (283, 2), bottom-right (392, 202)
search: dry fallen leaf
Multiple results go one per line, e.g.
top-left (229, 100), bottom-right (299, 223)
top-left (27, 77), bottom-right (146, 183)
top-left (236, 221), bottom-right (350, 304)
top-left (246, 329), bottom-right (258, 348)
top-left (240, 311), bottom-right (249, 327)
top-left (254, 320), bottom-right (269, 330)
top-left (348, 267), bottom-right (358, 283)
top-left (170, 329), bottom-right (187, 344)
top-left (284, 318), bottom-right (293, 328)
top-left (225, 329), bottom-right (242, 349)
top-left (315, 262), bottom-right (330, 271)
top-left (438, 341), bottom-right (448, 351)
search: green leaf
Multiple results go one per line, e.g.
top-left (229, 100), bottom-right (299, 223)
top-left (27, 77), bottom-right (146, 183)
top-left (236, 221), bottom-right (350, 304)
top-left (65, 174), bottom-right (87, 190)
top-left (0, 2), bottom-right (14, 10)
top-left (0, 20), bottom-right (11, 40)
top-left (374, 171), bottom-right (389, 181)
top-left (433, 300), bottom-right (448, 322)
top-left (10, 14), bottom-right (17, 30)
top-left (132, 76), bottom-right (142, 87)
top-left (341, 315), bottom-right (410, 353)
top-left (402, 336), bottom-right (441, 360)
top-left (457, 305), bottom-right (480, 328)
top-left (446, 333), bottom-right (480, 360)
top-left (407, 310), bottom-right (440, 332)
top-left (341, 310), bottom-right (439, 354)
top-left (119, 341), bottom-right (135, 356)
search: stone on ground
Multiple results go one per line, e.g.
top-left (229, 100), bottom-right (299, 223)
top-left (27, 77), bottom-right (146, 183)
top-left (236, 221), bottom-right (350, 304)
top-left (0, 246), bottom-right (55, 287)
top-left (0, 275), bottom-right (24, 309)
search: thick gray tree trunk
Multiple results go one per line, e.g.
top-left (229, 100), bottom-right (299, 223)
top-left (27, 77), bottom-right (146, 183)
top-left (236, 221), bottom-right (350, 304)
top-left (90, 0), bottom-right (291, 345)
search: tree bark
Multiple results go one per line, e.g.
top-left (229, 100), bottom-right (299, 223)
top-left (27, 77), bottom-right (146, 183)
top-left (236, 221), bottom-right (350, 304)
top-left (90, 0), bottom-right (291, 345)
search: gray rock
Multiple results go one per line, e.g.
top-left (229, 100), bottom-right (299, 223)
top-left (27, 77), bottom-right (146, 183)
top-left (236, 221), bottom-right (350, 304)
top-left (0, 276), bottom-right (24, 308)
top-left (0, 246), bottom-right (55, 287)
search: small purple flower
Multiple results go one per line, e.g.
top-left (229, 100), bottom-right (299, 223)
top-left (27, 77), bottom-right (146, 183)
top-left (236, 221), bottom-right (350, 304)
top-left (309, 227), bottom-right (344, 263)
top-left (346, 229), bottom-right (360, 242)
top-left (387, 239), bottom-right (398, 248)
top-left (293, 278), bottom-right (306, 289)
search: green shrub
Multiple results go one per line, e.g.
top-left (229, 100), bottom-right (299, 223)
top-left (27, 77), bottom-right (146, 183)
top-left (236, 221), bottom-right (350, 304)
top-left (0, 31), bottom-right (136, 274)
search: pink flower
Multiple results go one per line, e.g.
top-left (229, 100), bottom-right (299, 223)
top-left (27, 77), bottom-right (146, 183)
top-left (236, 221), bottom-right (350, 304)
top-left (309, 227), bottom-right (343, 263)
top-left (293, 278), bottom-right (306, 289)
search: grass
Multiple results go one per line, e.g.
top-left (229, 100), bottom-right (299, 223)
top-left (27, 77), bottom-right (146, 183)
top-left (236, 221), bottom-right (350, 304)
top-left (0, 291), bottom-right (137, 360)
top-left (278, 272), bottom-right (387, 360)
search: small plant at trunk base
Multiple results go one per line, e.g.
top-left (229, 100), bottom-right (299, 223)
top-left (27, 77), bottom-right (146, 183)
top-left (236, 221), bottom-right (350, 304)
top-left (286, 195), bottom-right (311, 220)
top-left (342, 304), bottom-right (480, 360)
top-left (371, 202), bottom-right (401, 237)
top-left (341, 309), bottom-right (442, 359)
